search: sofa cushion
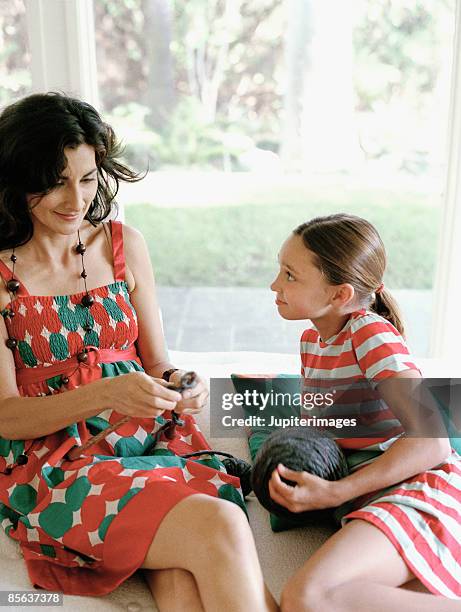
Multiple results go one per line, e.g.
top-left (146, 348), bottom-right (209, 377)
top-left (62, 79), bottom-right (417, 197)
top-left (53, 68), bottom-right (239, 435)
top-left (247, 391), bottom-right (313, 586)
top-left (1, 350), bottom-right (456, 606)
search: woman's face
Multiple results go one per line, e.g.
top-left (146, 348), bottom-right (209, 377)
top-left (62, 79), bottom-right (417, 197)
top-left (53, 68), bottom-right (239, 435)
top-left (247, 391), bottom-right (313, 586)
top-left (28, 143), bottom-right (98, 234)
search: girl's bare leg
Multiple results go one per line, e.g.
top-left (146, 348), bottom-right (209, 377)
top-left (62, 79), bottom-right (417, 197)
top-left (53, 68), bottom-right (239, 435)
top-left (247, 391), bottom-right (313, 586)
top-left (143, 569), bottom-right (204, 612)
top-left (141, 494), bottom-right (278, 612)
top-left (281, 519), bottom-right (459, 612)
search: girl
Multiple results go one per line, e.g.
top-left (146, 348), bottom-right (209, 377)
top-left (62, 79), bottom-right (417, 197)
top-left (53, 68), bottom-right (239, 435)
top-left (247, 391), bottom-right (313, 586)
top-left (270, 213), bottom-right (460, 611)
top-left (0, 92), bottom-right (277, 612)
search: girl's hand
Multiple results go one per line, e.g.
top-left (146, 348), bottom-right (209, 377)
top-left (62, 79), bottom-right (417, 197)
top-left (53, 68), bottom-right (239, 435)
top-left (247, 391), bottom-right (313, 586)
top-left (106, 372), bottom-right (182, 418)
top-left (170, 371), bottom-right (209, 415)
top-left (268, 463), bottom-right (340, 512)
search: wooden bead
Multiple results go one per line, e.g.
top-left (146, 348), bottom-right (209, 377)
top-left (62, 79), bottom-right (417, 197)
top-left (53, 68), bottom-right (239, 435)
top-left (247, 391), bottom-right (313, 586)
top-left (6, 279), bottom-right (20, 293)
top-left (6, 337), bottom-right (17, 350)
top-left (61, 376), bottom-right (69, 385)
top-left (81, 293), bottom-right (94, 308)
top-left (16, 454), bottom-right (28, 465)
top-left (76, 243), bottom-right (86, 255)
top-left (77, 350), bottom-right (88, 363)
top-left (10, 254), bottom-right (17, 263)
top-left (81, 270), bottom-right (87, 279)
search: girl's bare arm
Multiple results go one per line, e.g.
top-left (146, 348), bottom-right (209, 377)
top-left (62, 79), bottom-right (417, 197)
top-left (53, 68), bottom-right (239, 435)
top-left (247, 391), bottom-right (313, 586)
top-left (334, 370), bottom-right (451, 504)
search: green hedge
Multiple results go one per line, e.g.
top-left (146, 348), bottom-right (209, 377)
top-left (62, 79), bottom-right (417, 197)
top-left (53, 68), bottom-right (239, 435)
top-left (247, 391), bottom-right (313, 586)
top-left (126, 194), bottom-right (439, 289)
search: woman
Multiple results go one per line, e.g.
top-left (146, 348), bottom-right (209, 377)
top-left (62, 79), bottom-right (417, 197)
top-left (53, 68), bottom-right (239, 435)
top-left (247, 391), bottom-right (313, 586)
top-left (0, 92), bottom-right (277, 612)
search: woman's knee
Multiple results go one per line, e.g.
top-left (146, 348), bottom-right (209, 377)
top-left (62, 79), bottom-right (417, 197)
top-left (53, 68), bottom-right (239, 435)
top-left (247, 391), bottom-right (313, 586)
top-left (203, 497), bottom-right (251, 546)
top-left (143, 494), bottom-right (250, 571)
top-left (149, 567), bottom-right (195, 590)
top-left (281, 574), bottom-right (332, 612)
top-left (145, 569), bottom-right (203, 612)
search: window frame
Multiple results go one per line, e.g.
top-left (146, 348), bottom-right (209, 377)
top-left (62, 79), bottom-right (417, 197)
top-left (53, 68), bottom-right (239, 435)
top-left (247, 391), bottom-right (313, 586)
top-left (430, 0), bottom-right (461, 360)
top-left (24, 0), bottom-right (99, 107)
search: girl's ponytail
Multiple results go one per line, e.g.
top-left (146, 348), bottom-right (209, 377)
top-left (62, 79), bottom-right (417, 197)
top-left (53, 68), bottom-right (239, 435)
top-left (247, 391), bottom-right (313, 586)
top-left (371, 289), bottom-right (405, 338)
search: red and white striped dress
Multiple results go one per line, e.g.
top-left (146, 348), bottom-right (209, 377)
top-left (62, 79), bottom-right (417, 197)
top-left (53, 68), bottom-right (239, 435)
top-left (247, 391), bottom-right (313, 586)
top-left (301, 309), bottom-right (461, 598)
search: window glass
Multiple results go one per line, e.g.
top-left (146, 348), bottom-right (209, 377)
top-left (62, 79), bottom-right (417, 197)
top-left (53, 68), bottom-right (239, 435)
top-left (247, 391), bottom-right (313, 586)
top-left (93, 0), bottom-right (455, 356)
top-left (0, 0), bottom-right (32, 108)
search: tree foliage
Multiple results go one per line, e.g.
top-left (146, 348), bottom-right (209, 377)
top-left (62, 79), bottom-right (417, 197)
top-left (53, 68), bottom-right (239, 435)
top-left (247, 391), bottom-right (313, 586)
top-left (0, 0), bottom-right (30, 108)
top-left (353, 0), bottom-right (454, 168)
top-left (0, 0), bottom-right (455, 171)
top-left (354, 0), bottom-right (453, 108)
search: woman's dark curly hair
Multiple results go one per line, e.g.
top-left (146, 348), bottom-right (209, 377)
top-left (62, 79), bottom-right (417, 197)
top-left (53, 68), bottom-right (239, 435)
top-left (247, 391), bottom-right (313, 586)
top-left (0, 92), bottom-right (142, 249)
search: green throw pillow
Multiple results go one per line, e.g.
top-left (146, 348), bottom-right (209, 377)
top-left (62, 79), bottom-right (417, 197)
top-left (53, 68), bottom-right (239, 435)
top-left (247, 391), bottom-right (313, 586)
top-left (231, 374), bottom-right (399, 532)
top-left (232, 375), bottom-right (461, 532)
top-left (428, 384), bottom-right (461, 455)
top-left (232, 373), bottom-right (334, 532)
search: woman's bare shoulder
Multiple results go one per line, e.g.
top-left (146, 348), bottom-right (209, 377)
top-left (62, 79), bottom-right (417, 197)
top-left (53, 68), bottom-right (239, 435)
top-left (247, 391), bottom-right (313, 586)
top-left (121, 224), bottom-right (152, 292)
top-left (122, 222), bottom-right (144, 243)
top-left (121, 223), bottom-right (148, 261)
top-left (119, 223), bottom-right (144, 292)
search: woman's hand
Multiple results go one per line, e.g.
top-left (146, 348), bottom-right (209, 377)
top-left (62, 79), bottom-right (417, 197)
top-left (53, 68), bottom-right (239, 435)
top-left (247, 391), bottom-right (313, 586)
top-left (170, 371), bottom-right (209, 415)
top-left (268, 464), bottom-right (341, 512)
top-left (105, 372), bottom-right (182, 418)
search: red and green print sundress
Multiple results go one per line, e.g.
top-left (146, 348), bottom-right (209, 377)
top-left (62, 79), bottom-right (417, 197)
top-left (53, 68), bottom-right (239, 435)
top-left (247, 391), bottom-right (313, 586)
top-left (0, 221), bottom-right (245, 596)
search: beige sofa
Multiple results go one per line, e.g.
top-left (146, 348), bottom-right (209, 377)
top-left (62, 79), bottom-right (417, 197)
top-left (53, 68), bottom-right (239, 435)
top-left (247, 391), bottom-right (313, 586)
top-left (0, 351), bottom-right (454, 611)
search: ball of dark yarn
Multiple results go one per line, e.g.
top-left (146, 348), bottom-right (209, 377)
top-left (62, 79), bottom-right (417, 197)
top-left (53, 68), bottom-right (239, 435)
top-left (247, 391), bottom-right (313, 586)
top-left (252, 428), bottom-right (349, 522)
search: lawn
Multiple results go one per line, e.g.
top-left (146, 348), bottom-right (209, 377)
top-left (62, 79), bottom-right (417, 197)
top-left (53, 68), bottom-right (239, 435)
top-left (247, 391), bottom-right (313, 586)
top-left (125, 184), bottom-right (440, 289)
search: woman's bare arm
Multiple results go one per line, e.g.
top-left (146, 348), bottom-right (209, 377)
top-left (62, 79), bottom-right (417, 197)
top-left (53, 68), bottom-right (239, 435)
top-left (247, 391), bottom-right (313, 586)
top-left (334, 370), bottom-right (452, 504)
top-left (0, 224), bottom-right (202, 441)
top-left (0, 313), bottom-right (105, 439)
top-left (0, 313), bottom-right (181, 440)
top-left (123, 224), bottom-right (175, 378)
top-left (123, 225), bottom-right (209, 412)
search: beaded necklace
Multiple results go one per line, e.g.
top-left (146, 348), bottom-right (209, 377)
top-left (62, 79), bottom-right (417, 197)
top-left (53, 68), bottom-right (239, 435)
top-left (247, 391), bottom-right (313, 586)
top-left (2, 250), bottom-right (253, 493)
top-left (2, 234), bottom-right (188, 462)
top-left (0, 232), bottom-right (94, 473)
top-left (4, 231), bottom-right (94, 365)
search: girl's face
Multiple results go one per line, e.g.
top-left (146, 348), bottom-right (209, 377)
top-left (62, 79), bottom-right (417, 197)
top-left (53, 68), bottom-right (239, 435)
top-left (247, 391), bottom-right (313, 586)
top-left (28, 143), bottom-right (98, 235)
top-left (270, 234), bottom-right (334, 321)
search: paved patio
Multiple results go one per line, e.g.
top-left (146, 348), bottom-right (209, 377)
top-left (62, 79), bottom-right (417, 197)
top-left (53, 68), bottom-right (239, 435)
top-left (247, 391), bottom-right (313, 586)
top-left (157, 287), bottom-right (433, 358)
